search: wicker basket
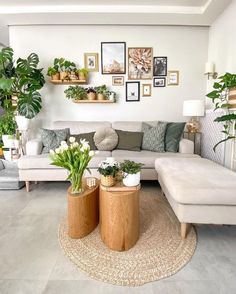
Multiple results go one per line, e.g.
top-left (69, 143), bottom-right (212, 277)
top-left (101, 175), bottom-right (116, 187)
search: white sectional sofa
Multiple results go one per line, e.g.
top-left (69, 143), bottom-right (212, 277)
top-left (18, 121), bottom-right (198, 191)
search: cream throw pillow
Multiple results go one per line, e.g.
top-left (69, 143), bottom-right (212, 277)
top-left (94, 128), bottom-right (118, 151)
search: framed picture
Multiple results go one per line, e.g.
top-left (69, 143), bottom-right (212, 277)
top-left (126, 82), bottom-right (140, 102)
top-left (168, 70), bottom-right (179, 86)
top-left (84, 53), bottom-right (99, 72)
top-left (153, 77), bottom-right (166, 87)
top-left (142, 84), bottom-right (152, 96)
top-left (101, 42), bottom-right (126, 74)
top-left (128, 47), bottom-right (153, 80)
top-left (112, 76), bottom-right (124, 86)
top-left (153, 57), bottom-right (167, 76)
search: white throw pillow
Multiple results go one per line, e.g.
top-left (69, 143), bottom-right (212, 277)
top-left (94, 128), bottom-right (118, 151)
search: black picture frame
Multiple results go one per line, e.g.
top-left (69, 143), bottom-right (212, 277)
top-left (153, 57), bottom-right (167, 76)
top-left (126, 81), bottom-right (140, 102)
top-left (153, 77), bottom-right (166, 87)
top-left (101, 42), bottom-right (126, 74)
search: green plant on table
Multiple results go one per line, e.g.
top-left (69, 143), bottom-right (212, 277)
top-left (206, 72), bottom-right (236, 151)
top-left (0, 47), bottom-right (45, 119)
top-left (50, 137), bottom-right (95, 194)
top-left (64, 85), bottom-right (87, 100)
top-left (120, 160), bottom-right (144, 175)
top-left (98, 159), bottom-right (120, 177)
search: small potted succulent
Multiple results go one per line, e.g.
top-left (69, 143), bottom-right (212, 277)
top-left (94, 85), bottom-right (110, 100)
top-left (64, 86), bottom-right (87, 101)
top-left (86, 87), bottom-right (96, 100)
top-left (120, 160), bottom-right (144, 187)
top-left (98, 157), bottom-right (120, 187)
top-left (76, 68), bottom-right (89, 81)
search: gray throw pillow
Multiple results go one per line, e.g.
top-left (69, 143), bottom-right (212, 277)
top-left (116, 130), bottom-right (143, 151)
top-left (164, 122), bottom-right (186, 152)
top-left (94, 127), bottom-right (118, 151)
top-left (41, 128), bottom-right (69, 153)
top-left (68, 132), bottom-right (97, 150)
top-left (142, 122), bottom-right (167, 152)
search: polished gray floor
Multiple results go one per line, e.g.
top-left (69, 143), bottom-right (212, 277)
top-left (0, 181), bottom-right (235, 294)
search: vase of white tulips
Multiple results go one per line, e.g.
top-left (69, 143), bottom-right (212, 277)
top-left (50, 137), bottom-right (95, 195)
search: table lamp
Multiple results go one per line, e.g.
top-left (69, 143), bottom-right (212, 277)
top-left (183, 100), bottom-right (205, 133)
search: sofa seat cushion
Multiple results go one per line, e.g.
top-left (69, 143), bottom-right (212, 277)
top-left (18, 151), bottom-right (111, 170)
top-left (112, 150), bottom-right (199, 169)
top-left (155, 158), bottom-right (236, 206)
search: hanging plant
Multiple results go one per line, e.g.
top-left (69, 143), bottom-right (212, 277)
top-left (206, 72), bottom-right (236, 151)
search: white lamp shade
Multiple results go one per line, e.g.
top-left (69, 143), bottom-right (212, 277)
top-left (205, 62), bottom-right (215, 74)
top-left (183, 100), bottom-right (205, 117)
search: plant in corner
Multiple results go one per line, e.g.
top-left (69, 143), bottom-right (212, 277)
top-left (64, 85), bottom-right (87, 101)
top-left (120, 160), bottom-right (144, 187)
top-left (206, 72), bottom-right (236, 151)
top-left (0, 110), bottom-right (17, 147)
top-left (50, 137), bottom-right (95, 194)
top-left (98, 158), bottom-right (120, 187)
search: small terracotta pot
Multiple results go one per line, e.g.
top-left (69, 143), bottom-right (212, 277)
top-left (101, 175), bottom-right (116, 187)
top-left (97, 93), bottom-right (105, 100)
top-left (87, 92), bottom-right (96, 100)
top-left (79, 72), bottom-right (86, 80)
top-left (60, 71), bottom-right (68, 81)
top-left (51, 72), bottom-right (60, 80)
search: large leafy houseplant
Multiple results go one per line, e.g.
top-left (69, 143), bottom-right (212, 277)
top-left (0, 47), bottom-right (45, 119)
top-left (50, 137), bottom-right (94, 194)
top-left (206, 72), bottom-right (236, 151)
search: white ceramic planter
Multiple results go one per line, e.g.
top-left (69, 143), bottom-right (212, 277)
top-left (15, 115), bottom-right (30, 131)
top-left (122, 172), bottom-right (141, 187)
top-left (2, 135), bottom-right (14, 148)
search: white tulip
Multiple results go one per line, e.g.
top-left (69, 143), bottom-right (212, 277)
top-left (89, 150), bottom-right (95, 156)
top-left (69, 137), bottom-right (76, 143)
top-left (49, 149), bottom-right (55, 155)
top-left (71, 142), bottom-right (79, 148)
top-left (55, 148), bottom-right (60, 154)
top-left (61, 141), bottom-right (68, 147)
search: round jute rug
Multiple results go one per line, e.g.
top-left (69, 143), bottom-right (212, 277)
top-left (58, 190), bottom-right (197, 286)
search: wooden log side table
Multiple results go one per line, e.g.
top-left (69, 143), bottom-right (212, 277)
top-left (99, 182), bottom-right (140, 251)
top-left (67, 178), bottom-right (99, 239)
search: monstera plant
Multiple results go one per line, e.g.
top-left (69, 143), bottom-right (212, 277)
top-left (206, 72), bottom-right (236, 151)
top-left (0, 47), bottom-right (45, 119)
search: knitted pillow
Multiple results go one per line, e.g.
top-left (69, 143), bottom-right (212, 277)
top-left (41, 128), bottom-right (69, 153)
top-left (141, 122), bottom-right (167, 152)
top-left (94, 128), bottom-right (118, 151)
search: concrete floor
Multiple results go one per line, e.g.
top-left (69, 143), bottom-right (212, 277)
top-left (0, 181), bottom-right (235, 294)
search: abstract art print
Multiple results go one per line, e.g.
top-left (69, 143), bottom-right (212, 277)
top-left (126, 82), bottom-right (140, 102)
top-left (153, 57), bottom-right (167, 76)
top-left (84, 53), bottom-right (99, 72)
top-left (128, 47), bottom-right (153, 80)
top-left (101, 42), bottom-right (126, 74)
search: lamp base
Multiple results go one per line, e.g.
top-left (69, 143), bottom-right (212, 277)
top-left (186, 118), bottom-right (200, 133)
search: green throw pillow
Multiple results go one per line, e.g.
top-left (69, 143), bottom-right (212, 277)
top-left (164, 122), bottom-right (186, 152)
top-left (69, 132), bottom-right (97, 150)
top-left (141, 122), bottom-right (167, 152)
top-left (41, 128), bottom-right (69, 153)
top-left (115, 130), bottom-right (143, 151)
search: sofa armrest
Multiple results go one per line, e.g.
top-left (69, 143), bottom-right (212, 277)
top-left (179, 138), bottom-right (194, 154)
top-left (26, 140), bottom-right (43, 155)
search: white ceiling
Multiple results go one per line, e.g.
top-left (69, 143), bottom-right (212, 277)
top-left (0, 0), bottom-right (232, 26)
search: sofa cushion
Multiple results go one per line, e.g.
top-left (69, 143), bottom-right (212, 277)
top-left (94, 128), bottom-right (118, 151)
top-left (141, 122), bottom-right (167, 152)
top-left (155, 157), bottom-right (236, 205)
top-left (69, 132), bottom-right (97, 150)
top-left (164, 122), bottom-right (186, 152)
top-left (112, 150), bottom-right (199, 169)
top-left (115, 130), bottom-right (143, 151)
top-left (41, 128), bottom-right (69, 153)
top-left (18, 151), bottom-right (111, 170)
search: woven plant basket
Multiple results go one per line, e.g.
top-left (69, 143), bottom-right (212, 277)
top-left (101, 175), bottom-right (116, 187)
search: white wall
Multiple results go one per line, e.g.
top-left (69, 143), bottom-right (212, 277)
top-left (208, 0), bottom-right (236, 170)
top-left (9, 25), bottom-right (208, 129)
top-left (0, 25), bottom-right (9, 46)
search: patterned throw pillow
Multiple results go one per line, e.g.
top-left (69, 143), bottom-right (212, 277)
top-left (141, 122), bottom-right (167, 152)
top-left (41, 128), bottom-right (69, 153)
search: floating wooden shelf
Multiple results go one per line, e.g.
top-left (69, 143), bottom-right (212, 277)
top-left (73, 100), bottom-right (115, 103)
top-left (50, 80), bottom-right (87, 85)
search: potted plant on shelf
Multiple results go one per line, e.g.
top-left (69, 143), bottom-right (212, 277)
top-left (64, 85), bottom-right (87, 101)
top-left (206, 72), bottom-right (236, 151)
top-left (98, 157), bottom-right (120, 187)
top-left (120, 160), bottom-right (144, 187)
top-left (55, 58), bottom-right (77, 81)
top-left (94, 85), bottom-right (110, 100)
top-left (47, 58), bottom-right (60, 80)
top-left (86, 87), bottom-right (96, 100)
top-left (76, 68), bottom-right (89, 81)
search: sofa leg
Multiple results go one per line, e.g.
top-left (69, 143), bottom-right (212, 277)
top-left (25, 181), bottom-right (30, 192)
top-left (181, 223), bottom-right (189, 239)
